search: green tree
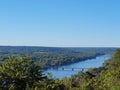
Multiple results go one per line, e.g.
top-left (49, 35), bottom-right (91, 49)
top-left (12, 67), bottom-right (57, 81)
top-left (46, 79), bottom-right (66, 90)
top-left (0, 55), bottom-right (46, 90)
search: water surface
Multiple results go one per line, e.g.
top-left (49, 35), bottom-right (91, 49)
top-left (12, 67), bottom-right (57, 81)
top-left (46, 55), bottom-right (111, 79)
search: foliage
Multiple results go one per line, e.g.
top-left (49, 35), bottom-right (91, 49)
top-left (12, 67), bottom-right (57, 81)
top-left (0, 46), bottom-right (115, 69)
top-left (0, 55), bottom-right (46, 90)
top-left (0, 48), bottom-right (119, 90)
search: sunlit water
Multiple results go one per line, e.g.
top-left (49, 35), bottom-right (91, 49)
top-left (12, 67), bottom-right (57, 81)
top-left (45, 54), bottom-right (111, 79)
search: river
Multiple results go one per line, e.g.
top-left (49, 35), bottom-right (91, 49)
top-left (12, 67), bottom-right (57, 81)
top-left (45, 54), bottom-right (111, 79)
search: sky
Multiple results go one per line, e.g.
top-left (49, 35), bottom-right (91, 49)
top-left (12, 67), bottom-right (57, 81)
top-left (0, 0), bottom-right (120, 47)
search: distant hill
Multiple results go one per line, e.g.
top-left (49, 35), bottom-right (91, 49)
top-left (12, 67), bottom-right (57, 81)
top-left (0, 46), bottom-right (117, 69)
top-left (0, 46), bottom-right (116, 54)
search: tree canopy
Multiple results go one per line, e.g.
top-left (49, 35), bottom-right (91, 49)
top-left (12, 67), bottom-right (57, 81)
top-left (0, 55), bottom-right (46, 90)
top-left (0, 49), bottom-right (119, 90)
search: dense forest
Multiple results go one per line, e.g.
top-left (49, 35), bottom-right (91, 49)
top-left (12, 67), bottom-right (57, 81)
top-left (0, 46), bottom-right (116, 69)
top-left (0, 48), bottom-right (120, 90)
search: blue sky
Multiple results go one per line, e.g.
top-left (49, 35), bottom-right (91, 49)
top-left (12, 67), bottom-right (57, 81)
top-left (0, 0), bottom-right (120, 47)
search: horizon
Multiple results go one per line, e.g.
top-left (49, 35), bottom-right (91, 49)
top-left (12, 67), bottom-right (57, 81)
top-left (0, 0), bottom-right (120, 47)
top-left (0, 45), bottom-right (118, 48)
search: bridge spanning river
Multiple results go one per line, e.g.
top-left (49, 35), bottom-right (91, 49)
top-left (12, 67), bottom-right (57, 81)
top-left (51, 67), bottom-right (89, 71)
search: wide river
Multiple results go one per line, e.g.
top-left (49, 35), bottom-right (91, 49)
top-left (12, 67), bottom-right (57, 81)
top-left (45, 54), bottom-right (111, 79)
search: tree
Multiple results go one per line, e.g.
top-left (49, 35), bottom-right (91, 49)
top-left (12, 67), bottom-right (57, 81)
top-left (46, 79), bottom-right (66, 90)
top-left (0, 55), bottom-right (46, 90)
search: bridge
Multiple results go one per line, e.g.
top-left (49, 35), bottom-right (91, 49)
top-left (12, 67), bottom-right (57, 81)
top-left (50, 67), bottom-right (90, 71)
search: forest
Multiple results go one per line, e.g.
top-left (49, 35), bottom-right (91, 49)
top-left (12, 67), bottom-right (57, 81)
top-left (0, 48), bottom-right (119, 90)
top-left (0, 46), bottom-right (120, 90)
top-left (0, 46), bottom-right (116, 69)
